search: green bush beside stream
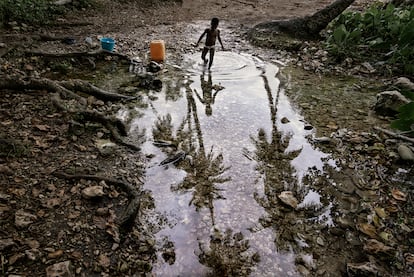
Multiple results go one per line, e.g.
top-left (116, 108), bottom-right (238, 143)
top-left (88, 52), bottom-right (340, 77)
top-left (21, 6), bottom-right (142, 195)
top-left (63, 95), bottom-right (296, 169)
top-left (326, 2), bottom-right (414, 135)
top-left (325, 2), bottom-right (414, 75)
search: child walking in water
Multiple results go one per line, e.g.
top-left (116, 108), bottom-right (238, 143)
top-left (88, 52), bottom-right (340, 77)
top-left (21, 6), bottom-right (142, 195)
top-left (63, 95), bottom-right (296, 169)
top-left (195, 17), bottom-right (224, 69)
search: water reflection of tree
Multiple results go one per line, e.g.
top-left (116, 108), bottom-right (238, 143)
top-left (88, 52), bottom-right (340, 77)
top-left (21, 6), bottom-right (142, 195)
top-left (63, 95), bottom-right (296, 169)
top-left (151, 83), bottom-right (230, 226)
top-left (152, 79), bottom-right (259, 275)
top-left (250, 69), bottom-right (336, 277)
top-left (251, 69), bottom-right (303, 252)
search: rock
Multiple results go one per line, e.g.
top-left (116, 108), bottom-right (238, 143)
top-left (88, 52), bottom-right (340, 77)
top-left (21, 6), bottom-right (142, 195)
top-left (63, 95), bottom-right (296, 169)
top-left (312, 136), bottom-right (331, 144)
top-left (0, 164), bottom-right (13, 175)
top-left (297, 264), bottom-right (311, 276)
top-left (96, 139), bottom-right (117, 156)
top-left (0, 238), bottom-right (15, 251)
top-left (82, 186), bottom-right (105, 199)
top-left (361, 62), bottom-right (376, 73)
top-left (15, 210), bottom-right (37, 228)
top-left (373, 90), bottom-right (410, 116)
top-left (278, 191), bottom-right (298, 209)
top-left (25, 248), bottom-right (41, 261)
top-left (398, 144), bottom-right (414, 162)
top-left (147, 61), bottom-right (162, 73)
top-left (395, 77), bottom-right (414, 91)
top-left (46, 261), bottom-right (73, 277)
top-left (316, 236), bottom-right (325, 246)
top-left (281, 117), bottom-right (290, 124)
top-left (84, 37), bottom-right (93, 45)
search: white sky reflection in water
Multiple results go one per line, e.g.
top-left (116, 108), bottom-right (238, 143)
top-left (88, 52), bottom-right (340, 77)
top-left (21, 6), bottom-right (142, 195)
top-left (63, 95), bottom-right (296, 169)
top-left (130, 52), bottom-right (335, 276)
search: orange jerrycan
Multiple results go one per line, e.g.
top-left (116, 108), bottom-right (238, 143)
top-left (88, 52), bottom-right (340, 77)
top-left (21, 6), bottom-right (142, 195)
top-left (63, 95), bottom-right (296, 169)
top-left (150, 40), bottom-right (165, 62)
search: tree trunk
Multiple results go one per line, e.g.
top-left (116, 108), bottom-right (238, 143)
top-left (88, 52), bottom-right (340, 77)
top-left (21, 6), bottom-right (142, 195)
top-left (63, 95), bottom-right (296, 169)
top-left (250, 0), bottom-right (356, 40)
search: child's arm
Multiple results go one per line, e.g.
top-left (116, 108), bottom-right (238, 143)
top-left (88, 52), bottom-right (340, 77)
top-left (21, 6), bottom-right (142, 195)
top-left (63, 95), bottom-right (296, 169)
top-left (195, 29), bottom-right (208, 47)
top-left (217, 30), bottom-right (224, 50)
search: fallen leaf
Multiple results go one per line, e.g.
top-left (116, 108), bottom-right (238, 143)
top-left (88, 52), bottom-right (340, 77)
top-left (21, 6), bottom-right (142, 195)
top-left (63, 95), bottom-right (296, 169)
top-left (357, 223), bottom-right (378, 239)
top-left (48, 249), bottom-right (64, 259)
top-left (93, 216), bottom-right (107, 230)
top-left (44, 198), bottom-right (61, 208)
top-left (106, 223), bottom-right (120, 243)
top-left (9, 253), bottom-right (25, 265)
top-left (68, 211), bottom-right (81, 219)
top-left (1, 120), bottom-right (13, 126)
top-left (374, 207), bottom-right (387, 219)
top-left (326, 122), bottom-right (338, 130)
top-left (70, 251), bottom-right (82, 260)
top-left (34, 124), bottom-right (50, 131)
top-left (98, 254), bottom-right (111, 268)
top-left (363, 239), bottom-right (393, 254)
top-left (386, 202), bottom-right (399, 213)
top-left (26, 239), bottom-right (40, 249)
top-left (34, 137), bottom-right (49, 148)
top-left (391, 188), bottom-right (406, 201)
top-left (405, 253), bottom-right (414, 265)
top-left (379, 231), bottom-right (393, 242)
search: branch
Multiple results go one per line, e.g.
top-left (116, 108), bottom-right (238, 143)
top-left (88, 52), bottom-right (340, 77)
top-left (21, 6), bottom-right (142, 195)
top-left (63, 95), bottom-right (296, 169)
top-left (54, 0), bottom-right (72, 5)
top-left (233, 0), bottom-right (255, 8)
top-left (26, 49), bottom-right (130, 60)
top-left (374, 127), bottom-right (414, 144)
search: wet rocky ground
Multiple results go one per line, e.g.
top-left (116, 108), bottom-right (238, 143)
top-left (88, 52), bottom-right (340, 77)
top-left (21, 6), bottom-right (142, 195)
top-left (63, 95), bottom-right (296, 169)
top-left (1, 0), bottom-right (414, 276)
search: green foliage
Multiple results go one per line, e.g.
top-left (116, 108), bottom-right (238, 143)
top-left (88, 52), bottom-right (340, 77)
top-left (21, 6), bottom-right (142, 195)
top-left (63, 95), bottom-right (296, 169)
top-left (50, 60), bottom-right (73, 74)
top-left (0, 0), bottom-right (64, 25)
top-left (391, 90), bottom-right (414, 134)
top-left (325, 3), bottom-right (414, 74)
top-left (391, 102), bottom-right (414, 132)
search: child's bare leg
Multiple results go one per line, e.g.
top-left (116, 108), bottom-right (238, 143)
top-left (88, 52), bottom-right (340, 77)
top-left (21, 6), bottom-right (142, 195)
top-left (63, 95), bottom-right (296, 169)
top-left (201, 47), bottom-right (209, 64)
top-left (208, 49), bottom-right (215, 69)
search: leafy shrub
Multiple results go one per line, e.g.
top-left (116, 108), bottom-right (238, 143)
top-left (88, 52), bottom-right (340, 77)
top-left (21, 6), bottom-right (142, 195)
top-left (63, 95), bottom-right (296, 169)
top-left (325, 3), bottom-right (414, 74)
top-left (0, 0), bottom-right (64, 25)
top-left (391, 91), bottom-right (414, 134)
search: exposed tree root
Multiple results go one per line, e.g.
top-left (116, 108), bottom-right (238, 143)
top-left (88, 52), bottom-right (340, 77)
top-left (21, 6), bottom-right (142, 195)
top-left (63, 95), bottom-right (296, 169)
top-left (53, 172), bottom-right (142, 229)
top-left (59, 79), bottom-right (136, 102)
top-left (51, 93), bottom-right (140, 151)
top-left (249, 0), bottom-right (355, 40)
top-left (1, 75), bottom-right (140, 151)
top-left (0, 76), bottom-right (85, 103)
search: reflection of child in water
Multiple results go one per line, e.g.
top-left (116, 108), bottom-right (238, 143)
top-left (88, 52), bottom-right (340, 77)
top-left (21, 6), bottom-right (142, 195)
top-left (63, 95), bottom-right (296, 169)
top-left (195, 72), bottom-right (223, 116)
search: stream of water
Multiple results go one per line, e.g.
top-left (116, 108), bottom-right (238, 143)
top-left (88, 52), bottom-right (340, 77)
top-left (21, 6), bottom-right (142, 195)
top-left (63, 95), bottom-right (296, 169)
top-left (130, 52), bottom-right (335, 276)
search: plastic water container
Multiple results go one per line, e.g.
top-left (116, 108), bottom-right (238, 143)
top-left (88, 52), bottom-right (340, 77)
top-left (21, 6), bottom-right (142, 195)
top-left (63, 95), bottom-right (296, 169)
top-left (150, 40), bottom-right (165, 62)
top-left (101, 37), bottom-right (115, 51)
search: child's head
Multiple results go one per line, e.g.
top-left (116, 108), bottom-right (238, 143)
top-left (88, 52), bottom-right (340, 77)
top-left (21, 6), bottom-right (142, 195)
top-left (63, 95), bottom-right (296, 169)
top-left (211, 18), bottom-right (219, 28)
